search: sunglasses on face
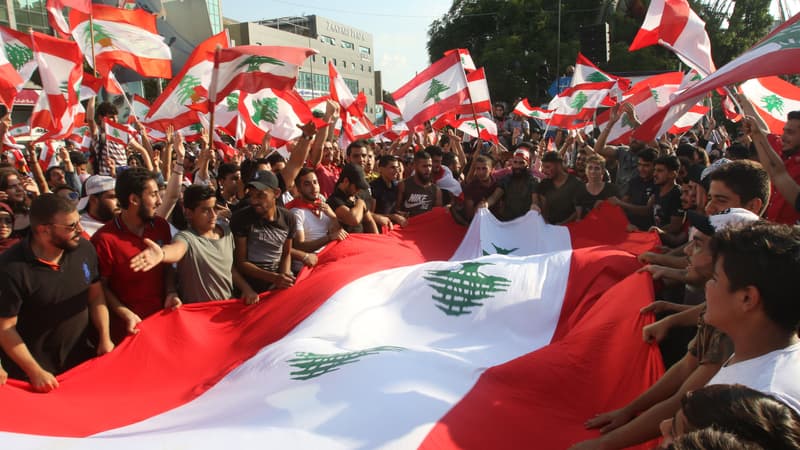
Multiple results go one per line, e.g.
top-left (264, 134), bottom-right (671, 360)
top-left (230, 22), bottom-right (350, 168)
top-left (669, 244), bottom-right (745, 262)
top-left (0, 216), bottom-right (12, 225)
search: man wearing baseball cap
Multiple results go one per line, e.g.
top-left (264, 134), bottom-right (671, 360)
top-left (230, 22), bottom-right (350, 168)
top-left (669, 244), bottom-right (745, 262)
top-left (78, 175), bottom-right (118, 237)
top-left (328, 163), bottom-right (378, 234)
top-left (230, 170), bottom-right (297, 292)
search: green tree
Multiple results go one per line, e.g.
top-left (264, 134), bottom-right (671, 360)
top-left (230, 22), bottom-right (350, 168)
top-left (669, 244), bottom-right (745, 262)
top-left (424, 262), bottom-right (511, 316)
top-left (4, 43), bottom-right (32, 71)
top-left (176, 74), bottom-right (201, 105)
top-left (693, 0), bottom-right (773, 67)
top-left (251, 97), bottom-right (279, 124)
top-left (226, 92), bottom-right (240, 112)
top-left (424, 78), bottom-right (450, 102)
top-left (287, 346), bottom-right (405, 380)
top-left (235, 56), bottom-right (284, 72)
top-left (761, 94), bottom-right (785, 115)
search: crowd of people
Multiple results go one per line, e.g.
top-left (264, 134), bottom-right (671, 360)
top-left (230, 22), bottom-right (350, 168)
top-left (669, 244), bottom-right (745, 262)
top-left (0, 90), bottom-right (799, 448)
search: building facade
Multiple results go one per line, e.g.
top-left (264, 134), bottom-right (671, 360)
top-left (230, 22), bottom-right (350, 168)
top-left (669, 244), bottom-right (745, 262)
top-left (226, 15), bottom-right (377, 118)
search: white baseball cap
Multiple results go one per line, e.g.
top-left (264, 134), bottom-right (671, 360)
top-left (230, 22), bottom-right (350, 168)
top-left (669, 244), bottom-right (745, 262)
top-left (77, 175), bottom-right (115, 211)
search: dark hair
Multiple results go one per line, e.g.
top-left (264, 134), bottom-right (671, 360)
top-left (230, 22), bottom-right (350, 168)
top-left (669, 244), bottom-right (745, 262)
top-left (182, 184), bottom-right (215, 210)
top-left (680, 384), bottom-right (800, 449)
top-left (655, 155), bottom-right (680, 172)
top-left (473, 155), bottom-right (494, 167)
top-left (710, 222), bottom-right (800, 332)
top-left (676, 143), bottom-right (697, 159)
top-left (424, 145), bottom-right (443, 158)
top-left (708, 160), bottom-right (770, 213)
top-left (216, 163), bottom-right (240, 181)
top-left (94, 102), bottom-right (118, 125)
top-left (52, 184), bottom-right (76, 196)
top-left (728, 143), bottom-right (753, 160)
top-left (442, 152), bottom-right (457, 166)
top-left (45, 166), bottom-right (64, 181)
top-left (0, 168), bottom-right (25, 211)
top-left (116, 167), bottom-right (159, 209)
top-left (127, 153), bottom-right (145, 167)
top-left (414, 151), bottom-right (432, 162)
top-left (266, 152), bottom-right (286, 166)
top-left (787, 111), bottom-right (800, 121)
top-left (30, 193), bottom-right (76, 228)
top-left (638, 147), bottom-right (659, 163)
top-left (541, 151), bottom-right (562, 163)
top-left (377, 154), bottom-right (398, 167)
top-left (346, 139), bottom-right (369, 157)
top-left (667, 428), bottom-right (764, 450)
top-left (294, 167), bottom-right (316, 187)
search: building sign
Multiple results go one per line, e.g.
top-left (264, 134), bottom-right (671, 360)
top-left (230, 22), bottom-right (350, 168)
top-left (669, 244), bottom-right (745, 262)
top-left (325, 21), bottom-right (368, 42)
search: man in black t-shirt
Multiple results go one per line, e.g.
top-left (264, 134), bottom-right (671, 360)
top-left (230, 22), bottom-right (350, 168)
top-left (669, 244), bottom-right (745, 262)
top-left (536, 151), bottom-right (585, 224)
top-left (231, 170), bottom-right (296, 292)
top-left (484, 149), bottom-right (540, 221)
top-left (0, 194), bottom-right (114, 391)
top-left (651, 155), bottom-right (684, 244)
top-left (623, 148), bottom-right (658, 230)
top-left (370, 155), bottom-right (407, 229)
top-left (328, 163), bottom-right (378, 234)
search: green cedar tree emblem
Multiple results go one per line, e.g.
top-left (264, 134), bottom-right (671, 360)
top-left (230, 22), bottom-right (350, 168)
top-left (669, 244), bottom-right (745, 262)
top-left (424, 78), bottom-right (449, 103)
top-left (111, 128), bottom-right (121, 139)
top-left (424, 262), bottom-right (512, 316)
top-left (4, 42), bottom-right (32, 71)
top-left (250, 97), bottom-right (279, 124)
top-left (466, 121), bottom-right (485, 130)
top-left (650, 88), bottom-right (660, 104)
top-left (86, 22), bottom-right (113, 49)
top-left (760, 94), bottom-right (785, 115)
top-left (482, 243), bottom-right (519, 256)
top-left (225, 92), bottom-right (240, 112)
top-left (691, 72), bottom-right (702, 82)
top-left (756, 21), bottom-right (800, 51)
top-left (176, 74), bottom-right (202, 105)
top-left (585, 71), bottom-right (610, 82)
top-left (287, 346), bottom-right (404, 380)
top-left (570, 91), bottom-right (589, 110)
top-left (236, 55), bottom-right (284, 72)
top-left (59, 80), bottom-right (68, 94)
top-left (189, 122), bottom-right (204, 133)
top-left (621, 112), bottom-right (634, 129)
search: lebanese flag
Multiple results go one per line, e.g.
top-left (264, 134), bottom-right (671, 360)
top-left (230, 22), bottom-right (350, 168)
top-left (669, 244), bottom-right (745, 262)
top-left (69, 4), bottom-right (172, 78)
top-left (452, 115), bottom-right (499, 143)
top-left (444, 48), bottom-right (476, 72)
top-left (0, 26), bottom-right (36, 87)
top-left (145, 31), bottom-right (229, 132)
top-left (328, 61), bottom-right (363, 116)
top-left (629, 0), bottom-right (716, 76)
top-left (306, 95), bottom-right (329, 116)
top-left (548, 81), bottom-right (616, 128)
top-left (209, 45), bottom-right (316, 104)
top-left (454, 67), bottom-right (492, 115)
top-left (392, 51), bottom-right (470, 129)
top-left (210, 91), bottom-right (241, 137)
top-left (239, 88), bottom-right (315, 144)
top-left (8, 123), bottom-right (30, 138)
top-left (46, 0), bottom-right (92, 36)
top-left (571, 53), bottom-right (631, 91)
top-left (35, 102), bottom-right (86, 143)
top-left (104, 119), bottom-right (131, 146)
top-left (31, 32), bottom-right (83, 131)
top-left (4, 134), bottom-right (29, 173)
top-left (595, 88), bottom-right (660, 144)
top-left (669, 104), bottom-right (709, 134)
top-left (635, 13), bottom-right (800, 141)
top-left (740, 76), bottom-right (800, 134)
top-left (342, 110), bottom-right (381, 142)
top-left (37, 140), bottom-right (60, 171)
top-left (0, 31), bottom-right (23, 107)
top-left (80, 71), bottom-right (125, 101)
top-left (127, 94), bottom-right (151, 123)
top-left (0, 205), bottom-right (662, 449)
top-left (513, 99), bottom-right (553, 121)
top-left (622, 71), bottom-right (683, 107)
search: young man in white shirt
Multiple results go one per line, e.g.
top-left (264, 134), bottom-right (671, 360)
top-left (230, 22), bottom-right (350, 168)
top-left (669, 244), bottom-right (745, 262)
top-left (704, 221), bottom-right (800, 412)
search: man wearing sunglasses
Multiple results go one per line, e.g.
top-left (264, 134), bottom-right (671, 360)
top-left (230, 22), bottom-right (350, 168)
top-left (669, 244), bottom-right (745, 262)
top-left (0, 194), bottom-right (114, 392)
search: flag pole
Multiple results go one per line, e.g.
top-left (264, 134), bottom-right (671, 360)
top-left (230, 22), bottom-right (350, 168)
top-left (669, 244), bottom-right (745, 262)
top-left (89, 15), bottom-right (98, 77)
top-left (207, 46), bottom-right (221, 146)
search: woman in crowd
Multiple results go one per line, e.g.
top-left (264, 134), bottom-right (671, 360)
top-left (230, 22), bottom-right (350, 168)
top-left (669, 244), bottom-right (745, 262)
top-left (576, 154), bottom-right (618, 219)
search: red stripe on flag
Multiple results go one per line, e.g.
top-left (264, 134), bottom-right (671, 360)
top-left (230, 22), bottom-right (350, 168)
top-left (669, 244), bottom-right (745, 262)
top-left (392, 52), bottom-right (462, 99)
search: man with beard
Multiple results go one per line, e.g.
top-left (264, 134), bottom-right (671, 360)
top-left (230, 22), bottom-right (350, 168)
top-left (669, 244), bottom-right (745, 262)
top-left (128, 185), bottom-right (259, 305)
top-left (370, 155), bottom-right (407, 229)
top-left (592, 103), bottom-right (649, 197)
top-left (328, 163), bottom-right (379, 233)
top-left (0, 194), bottom-right (114, 391)
top-left (287, 168), bottom-right (347, 272)
top-left (537, 151), bottom-right (585, 224)
top-left (396, 151), bottom-right (442, 218)
top-left (482, 148), bottom-right (541, 221)
top-left (78, 175), bottom-right (118, 237)
top-left (462, 155), bottom-right (497, 222)
top-left (92, 168), bottom-right (179, 339)
top-left (231, 170), bottom-right (296, 292)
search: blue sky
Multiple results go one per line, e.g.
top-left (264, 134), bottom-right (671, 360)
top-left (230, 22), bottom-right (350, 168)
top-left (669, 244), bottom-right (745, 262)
top-left (220, 0), bottom-right (452, 92)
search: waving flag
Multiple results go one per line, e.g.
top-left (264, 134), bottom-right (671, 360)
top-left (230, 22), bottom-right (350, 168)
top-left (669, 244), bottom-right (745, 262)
top-left (452, 115), bottom-right (499, 143)
top-left (571, 53), bottom-right (631, 91)
top-left (548, 81), bottom-right (616, 128)
top-left (444, 48), bottom-right (476, 72)
top-left (70, 4), bottom-right (172, 78)
top-left (46, 0), bottom-right (92, 36)
top-left (80, 71), bottom-right (124, 101)
top-left (740, 76), bottom-right (800, 134)
top-left (635, 13), bottom-right (800, 141)
top-left (328, 61), bottom-right (362, 116)
top-left (621, 71), bottom-right (683, 107)
top-left (104, 119), bottom-right (132, 146)
top-left (31, 32), bottom-right (82, 131)
top-left (0, 26), bottom-right (36, 88)
top-left (0, 205), bottom-right (661, 449)
top-left (513, 99), bottom-right (553, 121)
top-left (669, 104), bottom-right (709, 134)
top-left (239, 88), bottom-right (315, 144)
top-left (454, 67), bottom-right (492, 115)
top-left (595, 88), bottom-right (660, 144)
top-left (392, 51), bottom-right (470, 129)
top-left (342, 111), bottom-right (380, 142)
top-left (145, 31), bottom-right (229, 132)
top-left (629, 0), bottom-right (716, 76)
top-left (210, 45), bottom-right (316, 104)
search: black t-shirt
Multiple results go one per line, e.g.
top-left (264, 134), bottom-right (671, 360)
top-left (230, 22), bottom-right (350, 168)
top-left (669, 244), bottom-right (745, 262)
top-left (230, 205), bottom-right (295, 292)
top-left (497, 172), bottom-right (539, 221)
top-left (653, 184), bottom-right (683, 229)
top-left (537, 174), bottom-right (585, 224)
top-left (370, 178), bottom-right (398, 215)
top-left (0, 238), bottom-right (100, 379)
top-left (576, 183), bottom-right (619, 213)
top-left (327, 188), bottom-right (364, 233)
top-left (625, 176), bottom-right (655, 230)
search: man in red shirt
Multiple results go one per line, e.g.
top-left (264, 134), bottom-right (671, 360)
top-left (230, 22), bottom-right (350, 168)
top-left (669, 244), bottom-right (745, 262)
top-left (92, 168), bottom-right (179, 339)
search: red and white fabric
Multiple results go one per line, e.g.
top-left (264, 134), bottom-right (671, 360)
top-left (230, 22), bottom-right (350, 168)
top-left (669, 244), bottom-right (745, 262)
top-left (0, 26), bottom-right (36, 87)
top-left (548, 81), bottom-right (616, 129)
top-left (238, 88), bottom-right (315, 145)
top-left (392, 52), bottom-right (470, 129)
top-left (104, 119), bottom-right (132, 146)
top-left (328, 61), bottom-right (362, 117)
top-left (69, 4), bottom-right (172, 78)
top-left (453, 67), bottom-right (492, 115)
top-left (0, 29), bottom-right (24, 107)
top-left (740, 76), bottom-right (800, 134)
top-left (443, 48), bottom-right (476, 72)
top-left (513, 99), bottom-right (553, 121)
top-left (451, 115), bottom-right (498, 143)
top-left (629, 0), bottom-right (716, 76)
top-left (571, 53), bottom-right (631, 91)
top-left (30, 32), bottom-right (82, 132)
top-left (594, 88), bottom-right (660, 144)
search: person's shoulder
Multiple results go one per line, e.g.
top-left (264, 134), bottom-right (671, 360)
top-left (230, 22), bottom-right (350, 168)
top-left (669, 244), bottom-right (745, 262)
top-left (91, 219), bottom-right (118, 242)
top-left (231, 205), bottom-right (255, 221)
top-left (0, 240), bottom-right (26, 264)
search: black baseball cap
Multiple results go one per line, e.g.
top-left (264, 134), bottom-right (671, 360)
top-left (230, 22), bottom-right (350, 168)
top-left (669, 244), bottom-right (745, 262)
top-left (247, 170), bottom-right (280, 191)
top-left (339, 163), bottom-right (370, 190)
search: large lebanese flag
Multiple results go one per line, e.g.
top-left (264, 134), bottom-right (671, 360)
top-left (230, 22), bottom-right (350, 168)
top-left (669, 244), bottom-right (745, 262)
top-left (0, 205), bottom-right (662, 449)
top-left (629, 0), bottom-right (716, 76)
top-left (740, 76), bottom-right (800, 134)
top-left (635, 13), bottom-right (800, 141)
top-left (69, 4), bottom-right (172, 78)
top-left (392, 51), bottom-right (470, 129)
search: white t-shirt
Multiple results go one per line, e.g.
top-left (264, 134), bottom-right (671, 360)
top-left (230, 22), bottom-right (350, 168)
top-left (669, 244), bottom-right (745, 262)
top-left (291, 207), bottom-right (333, 252)
top-left (707, 341), bottom-right (800, 413)
top-left (80, 212), bottom-right (107, 237)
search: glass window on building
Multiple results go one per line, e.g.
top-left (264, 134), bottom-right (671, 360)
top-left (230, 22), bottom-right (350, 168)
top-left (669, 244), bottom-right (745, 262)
top-left (341, 60), bottom-right (346, 68)
top-left (312, 73), bottom-right (330, 94)
top-left (360, 64), bottom-right (364, 72)
top-left (322, 56), bottom-right (327, 64)
top-left (344, 78), bottom-right (358, 94)
top-left (368, 66), bottom-right (372, 73)
top-left (369, 88), bottom-right (373, 95)
top-left (351, 62), bottom-right (355, 70)
top-left (319, 35), bottom-right (336, 45)
top-left (332, 58), bottom-right (337, 66)
top-left (341, 41), bottom-right (354, 50)
top-left (359, 46), bottom-right (371, 56)
top-left (298, 72), bottom-right (313, 91)
top-left (13, 0), bottom-right (50, 34)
